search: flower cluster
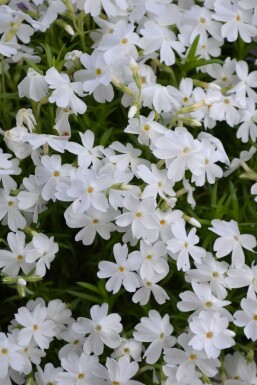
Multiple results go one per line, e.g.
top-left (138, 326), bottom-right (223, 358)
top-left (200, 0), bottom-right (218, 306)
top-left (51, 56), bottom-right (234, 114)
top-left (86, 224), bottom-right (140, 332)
top-left (1, 0), bottom-right (257, 384)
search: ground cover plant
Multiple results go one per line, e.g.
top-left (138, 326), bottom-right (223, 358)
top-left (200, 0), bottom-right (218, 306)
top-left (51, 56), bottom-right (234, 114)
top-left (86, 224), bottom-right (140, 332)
top-left (1, 0), bottom-right (257, 384)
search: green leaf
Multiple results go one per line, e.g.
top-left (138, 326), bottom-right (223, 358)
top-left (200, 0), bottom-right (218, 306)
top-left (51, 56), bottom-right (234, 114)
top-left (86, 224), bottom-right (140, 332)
top-left (186, 34), bottom-right (200, 62)
top-left (67, 290), bottom-right (102, 303)
top-left (77, 282), bottom-right (101, 295)
top-left (24, 59), bottom-right (44, 75)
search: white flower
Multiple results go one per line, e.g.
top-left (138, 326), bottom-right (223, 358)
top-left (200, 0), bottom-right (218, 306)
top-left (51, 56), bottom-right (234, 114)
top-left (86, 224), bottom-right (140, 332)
top-left (72, 303), bottom-right (122, 355)
top-left (97, 243), bottom-right (140, 293)
top-left (104, 356), bottom-right (144, 385)
top-left (98, 23), bottom-right (139, 64)
top-left (35, 363), bottom-right (63, 385)
top-left (45, 67), bottom-right (87, 114)
top-left (74, 49), bottom-right (114, 103)
top-left (17, 175), bottom-right (46, 223)
top-left (0, 187), bottom-right (26, 231)
top-left (18, 68), bottom-right (48, 102)
top-left (137, 164), bottom-right (175, 201)
top-left (63, 168), bottom-right (109, 213)
top-left (164, 332), bottom-right (220, 382)
top-left (189, 310), bottom-right (235, 359)
top-left (0, 231), bottom-right (34, 277)
top-left (15, 304), bottom-right (56, 350)
top-left (167, 222), bottom-right (206, 272)
top-left (234, 294), bottom-right (257, 341)
top-left (26, 233), bottom-right (59, 277)
top-left (177, 281), bottom-right (232, 321)
top-left (64, 205), bottom-right (118, 245)
top-left (153, 127), bottom-right (203, 182)
top-left (132, 272), bottom-right (170, 305)
top-left (139, 20), bottom-right (184, 65)
top-left (128, 240), bottom-right (168, 279)
top-left (112, 338), bottom-right (142, 362)
top-left (115, 196), bottom-right (159, 243)
top-left (209, 219), bottom-right (257, 268)
top-left (35, 155), bottom-right (72, 202)
top-left (124, 112), bottom-right (166, 146)
top-left (185, 253), bottom-right (229, 299)
top-left (47, 299), bottom-right (72, 339)
top-left (57, 352), bottom-right (102, 385)
top-left (66, 130), bottom-right (103, 168)
top-left (228, 61), bottom-right (257, 108)
top-left (0, 332), bottom-right (26, 379)
top-left (133, 310), bottom-right (176, 364)
top-left (213, 0), bottom-right (257, 42)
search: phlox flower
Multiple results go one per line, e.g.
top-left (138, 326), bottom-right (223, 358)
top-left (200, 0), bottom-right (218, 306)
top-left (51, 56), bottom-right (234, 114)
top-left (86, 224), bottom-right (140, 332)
top-left (132, 272), bottom-right (170, 305)
top-left (213, 0), bottom-right (257, 42)
top-left (133, 310), bottom-right (176, 364)
top-left (139, 20), bottom-right (185, 66)
top-left (228, 60), bottom-right (257, 108)
top-left (189, 310), bottom-right (235, 359)
top-left (206, 57), bottom-right (237, 88)
top-left (164, 332), bottom-right (220, 383)
top-left (180, 5), bottom-right (222, 43)
top-left (237, 99), bottom-right (257, 142)
top-left (185, 253), bottom-right (229, 299)
top-left (109, 141), bottom-right (148, 176)
top-left (74, 49), bottom-right (115, 103)
top-left (224, 351), bottom-right (257, 384)
top-left (35, 363), bottom-right (63, 385)
top-left (64, 205), bottom-right (118, 246)
top-left (61, 168), bottom-right (109, 213)
top-left (0, 187), bottom-right (26, 231)
top-left (167, 222), bottom-right (206, 272)
top-left (10, 331), bottom-right (46, 375)
top-left (124, 111), bottom-right (166, 146)
top-left (66, 130), bottom-right (103, 168)
top-left (209, 219), bottom-right (257, 268)
top-left (47, 299), bottom-right (72, 339)
top-left (0, 231), bottom-right (34, 277)
top-left (112, 338), bottom-right (142, 362)
top-left (104, 356), bottom-right (144, 385)
top-left (58, 320), bottom-right (85, 359)
top-left (177, 281), bottom-right (232, 321)
top-left (26, 233), bottom-right (59, 277)
top-left (225, 264), bottom-right (257, 298)
top-left (234, 293), bottom-right (257, 341)
top-left (17, 175), bottom-right (46, 223)
top-left (141, 83), bottom-right (181, 113)
top-left (15, 304), bottom-right (56, 350)
top-left (98, 23), bottom-right (139, 65)
top-left (223, 146), bottom-right (256, 177)
top-left (128, 240), bottom-right (168, 279)
top-left (115, 196), bottom-right (159, 243)
top-left (72, 303), bottom-right (122, 355)
top-left (153, 127), bottom-right (203, 182)
top-left (97, 243), bottom-right (140, 293)
top-left (137, 164), bottom-right (175, 201)
top-left (21, 132), bottom-right (69, 153)
top-left (56, 352), bottom-right (102, 385)
top-left (18, 68), bottom-right (48, 102)
top-left (45, 67), bottom-right (87, 114)
top-left (35, 154), bottom-right (72, 202)
top-left (0, 332), bottom-right (26, 379)
top-left (0, 149), bottom-right (21, 190)
top-left (209, 93), bottom-right (241, 127)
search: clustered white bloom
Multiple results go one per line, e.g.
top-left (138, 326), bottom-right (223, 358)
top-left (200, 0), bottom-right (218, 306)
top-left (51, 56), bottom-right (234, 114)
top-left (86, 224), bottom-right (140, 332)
top-left (1, 0), bottom-right (257, 384)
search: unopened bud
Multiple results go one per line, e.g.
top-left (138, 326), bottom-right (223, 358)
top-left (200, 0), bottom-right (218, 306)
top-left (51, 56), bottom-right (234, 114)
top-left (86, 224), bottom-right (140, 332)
top-left (128, 105), bottom-right (138, 118)
top-left (17, 277), bottom-right (27, 286)
top-left (65, 25), bottom-right (75, 36)
top-left (182, 213), bottom-right (201, 228)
